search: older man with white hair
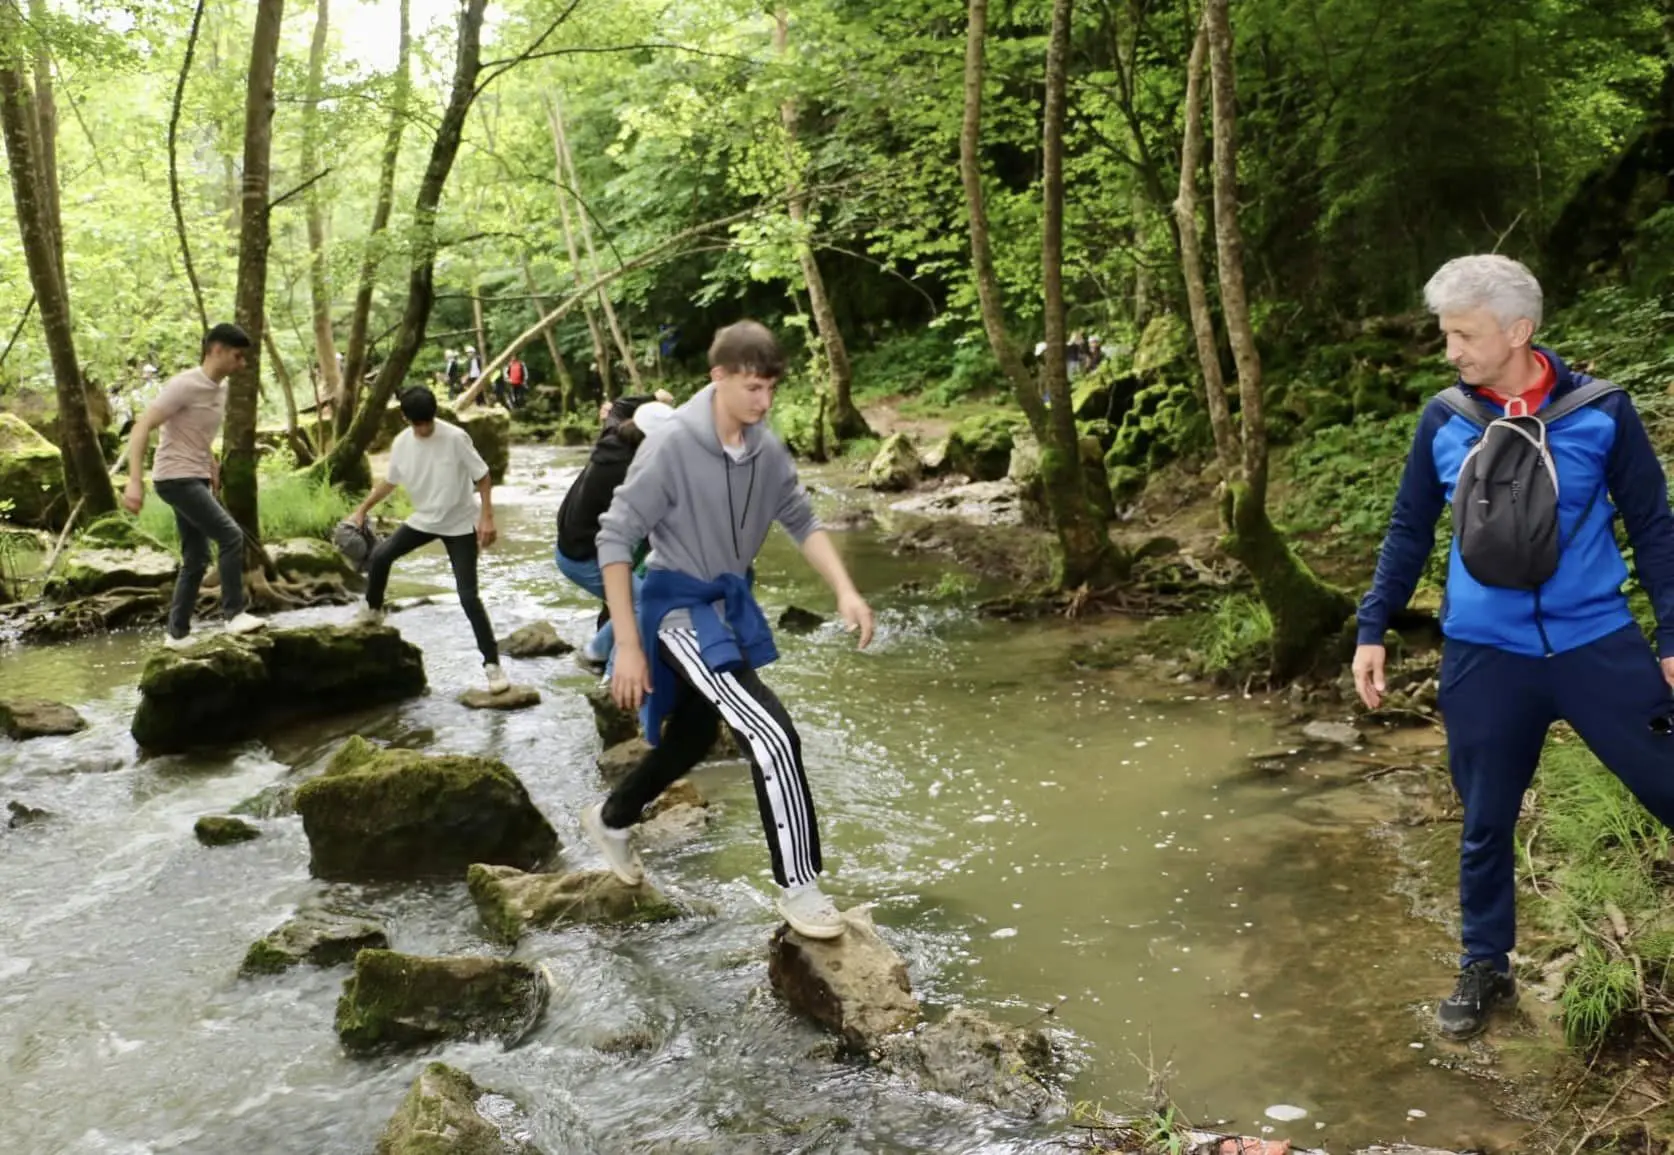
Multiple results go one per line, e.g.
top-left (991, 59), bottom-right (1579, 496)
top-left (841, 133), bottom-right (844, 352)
top-left (1354, 254), bottom-right (1674, 1040)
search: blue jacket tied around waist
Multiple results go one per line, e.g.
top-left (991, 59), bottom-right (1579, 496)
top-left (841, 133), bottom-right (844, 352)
top-left (637, 569), bottom-right (778, 744)
top-left (1357, 348), bottom-right (1674, 658)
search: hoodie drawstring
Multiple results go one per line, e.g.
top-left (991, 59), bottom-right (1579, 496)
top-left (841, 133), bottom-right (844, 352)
top-left (724, 455), bottom-right (758, 563)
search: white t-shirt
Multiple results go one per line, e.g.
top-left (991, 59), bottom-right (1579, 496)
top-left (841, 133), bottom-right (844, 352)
top-left (386, 421), bottom-right (489, 537)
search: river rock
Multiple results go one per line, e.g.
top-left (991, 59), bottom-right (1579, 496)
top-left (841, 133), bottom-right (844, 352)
top-left (241, 908), bottom-right (390, 976)
top-left (945, 413), bottom-right (1021, 482)
top-left (778, 606), bottom-right (826, 634)
top-left (230, 783), bottom-right (297, 819)
top-left (7, 800), bottom-right (51, 827)
top-left (889, 480), bottom-right (1023, 527)
top-left (877, 1007), bottom-right (1058, 1116)
top-left (335, 949), bottom-right (550, 1054)
top-left (296, 736), bottom-right (558, 881)
top-left (598, 737), bottom-right (649, 784)
top-left (468, 864), bottom-right (679, 941)
top-left (1302, 720), bottom-right (1362, 747)
top-left (457, 409), bottom-right (512, 485)
top-left (586, 685), bottom-right (640, 747)
top-left (460, 685), bottom-right (542, 710)
top-left (43, 546), bottom-right (179, 601)
top-left (0, 411), bottom-right (66, 527)
top-left (267, 537), bottom-right (357, 583)
top-left (194, 815), bottom-right (261, 846)
top-left (864, 432), bottom-right (924, 492)
top-left (16, 588), bottom-right (169, 643)
top-left (497, 620), bottom-right (572, 658)
top-left (129, 623), bottom-right (427, 754)
top-left (0, 698), bottom-right (87, 740)
top-left (376, 1062), bottom-right (542, 1155)
top-left (921, 436), bottom-right (951, 475)
top-left (767, 907), bottom-right (920, 1051)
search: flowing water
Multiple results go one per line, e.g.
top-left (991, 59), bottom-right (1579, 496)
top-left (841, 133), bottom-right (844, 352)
top-left (0, 446), bottom-right (1531, 1154)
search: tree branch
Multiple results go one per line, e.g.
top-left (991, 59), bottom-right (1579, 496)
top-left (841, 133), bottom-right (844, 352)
top-left (0, 292), bottom-right (36, 369)
top-left (472, 0), bottom-right (585, 97)
top-left (267, 167), bottom-right (333, 213)
top-left (168, 0), bottom-right (208, 332)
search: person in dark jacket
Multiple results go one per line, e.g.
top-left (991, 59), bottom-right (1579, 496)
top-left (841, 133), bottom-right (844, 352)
top-left (1355, 254), bottom-right (1674, 1041)
top-left (555, 398), bottom-right (676, 667)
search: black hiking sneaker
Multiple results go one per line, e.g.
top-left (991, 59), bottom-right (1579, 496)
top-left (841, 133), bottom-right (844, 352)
top-left (1436, 960), bottom-right (1516, 1040)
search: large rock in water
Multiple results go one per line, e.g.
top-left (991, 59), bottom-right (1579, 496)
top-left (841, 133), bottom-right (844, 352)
top-left (864, 432), bottom-right (923, 492)
top-left (944, 413), bottom-right (1023, 482)
top-left (0, 411), bottom-right (66, 528)
top-left (468, 865), bottom-right (679, 942)
top-left (376, 1063), bottom-right (542, 1155)
top-left (194, 815), bottom-right (260, 846)
top-left (459, 685), bottom-right (542, 711)
top-left (497, 620), bottom-right (572, 658)
top-left (296, 736), bottom-right (557, 881)
top-left (876, 1007), bottom-right (1058, 1116)
top-left (335, 950), bottom-right (550, 1054)
top-left (129, 624), bottom-right (427, 754)
top-left (0, 698), bottom-right (87, 740)
top-left (43, 546), bottom-right (178, 600)
top-left (266, 537), bottom-right (358, 583)
top-left (457, 409), bottom-right (511, 485)
top-left (767, 908), bottom-right (920, 1051)
top-left (586, 686), bottom-right (640, 747)
top-left (241, 907), bottom-right (390, 976)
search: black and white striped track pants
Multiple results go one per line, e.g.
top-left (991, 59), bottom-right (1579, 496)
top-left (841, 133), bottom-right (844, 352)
top-left (601, 627), bottom-right (823, 887)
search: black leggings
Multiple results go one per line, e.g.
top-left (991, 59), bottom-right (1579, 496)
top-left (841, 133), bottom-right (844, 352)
top-left (603, 627), bottom-right (822, 888)
top-left (365, 524), bottom-right (498, 664)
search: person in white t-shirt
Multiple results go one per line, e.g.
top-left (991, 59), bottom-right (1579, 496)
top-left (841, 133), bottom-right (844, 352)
top-left (348, 386), bottom-right (510, 694)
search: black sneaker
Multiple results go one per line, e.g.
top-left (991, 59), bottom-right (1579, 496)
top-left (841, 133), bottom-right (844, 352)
top-left (1436, 960), bottom-right (1516, 1039)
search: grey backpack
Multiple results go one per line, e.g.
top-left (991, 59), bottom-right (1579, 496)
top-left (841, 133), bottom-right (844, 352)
top-left (332, 519), bottom-right (381, 573)
top-left (1438, 378), bottom-right (1621, 590)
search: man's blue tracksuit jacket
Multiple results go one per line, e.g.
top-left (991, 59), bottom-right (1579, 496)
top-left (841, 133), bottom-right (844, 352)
top-left (1359, 348), bottom-right (1674, 971)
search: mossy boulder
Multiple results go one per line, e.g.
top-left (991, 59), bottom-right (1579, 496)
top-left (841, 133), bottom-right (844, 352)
top-left (194, 815), bottom-right (260, 846)
top-left (335, 949), bottom-right (550, 1054)
top-left (241, 908), bottom-right (390, 976)
top-left (230, 783), bottom-right (297, 819)
top-left (945, 413), bottom-right (1024, 482)
top-left (468, 865), bottom-right (680, 942)
top-left (778, 605), bottom-right (826, 634)
top-left (864, 433), bottom-right (923, 492)
top-left (920, 436), bottom-right (951, 475)
top-left (0, 698), bottom-right (88, 740)
top-left (130, 624), bottom-right (427, 754)
top-left (496, 621), bottom-right (572, 658)
top-left (267, 537), bottom-right (357, 582)
top-left (376, 1063), bottom-right (543, 1155)
top-left (296, 736), bottom-right (557, 881)
top-left (43, 546), bottom-right (179, 601)
top-left (1106, 380), bottom-right (1204, 471)
top-left (456, 410), bottom-right (512, 485)
top-left (876, 1007), bottom-right (1058, 1116)
top-left (1009, 433), bottom-right (1115, 523)
top-left (1132, 313), bottom-right (1189, 377)
top-left (586, 685), bottom-right (639, 747)
top-left (0, 412), bottom-right (66, 528)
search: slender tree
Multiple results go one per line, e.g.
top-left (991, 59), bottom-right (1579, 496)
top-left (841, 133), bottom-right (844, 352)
top-left (0, 15), bottom-right (115, 519)
top-left (168, 0), bottom-right (210, 331)
top-left (542, 95), bottom-right (610, 394)
top-left (301, 0), bottom-right (341, 417)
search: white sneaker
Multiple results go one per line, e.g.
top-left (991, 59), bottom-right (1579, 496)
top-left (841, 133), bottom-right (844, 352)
top-left (485, 663), bottom-right (511, 694)
top-left (225, 612), bottom-right (267, 635)
top-left (354, 604), bottom-right (385, 626)
top-left (162, 632), bottom-right (194, 652)
top-left (581, 803), bottom-right (644, 885)
top-left (777, 882), bottom-right (846, 940)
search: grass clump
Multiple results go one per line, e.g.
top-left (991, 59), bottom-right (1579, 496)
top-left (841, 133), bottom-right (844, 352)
top-left (137, 469), bottom-right (357, 551)
top-left (1194, 594), bottom-right (1273, 676)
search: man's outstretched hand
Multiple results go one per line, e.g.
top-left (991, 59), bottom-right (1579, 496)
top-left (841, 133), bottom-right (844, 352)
top-left (612, 645), bottom-right (653, 712)
top-left (1352, 643), bottom-right (1387, 710)
top-left (838, 591), bottom-right (874, 650)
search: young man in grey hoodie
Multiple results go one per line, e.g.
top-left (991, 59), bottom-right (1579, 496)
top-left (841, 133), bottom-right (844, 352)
top-left (579, 321), bottom-right (874, 939)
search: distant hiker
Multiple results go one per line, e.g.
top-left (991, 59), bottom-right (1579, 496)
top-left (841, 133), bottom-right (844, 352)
top-left (349, 385), bottom-right (510, 694)
top-left (1354, 254), bottom-right (1674, 1041)
top-left (120, 322), bottom-right (267, 649)
top-left (554, 398), bottom-right (675, 671)
top-left (579, 320), bottom-right (875, 941)
top-left (1086, 335), bottom-right (1106, 373)
top-left (466, 348), bottom-right (483, 393)
top-left (507, 356), bottom-right (528, 410)
top-left (444, 349), bottom-right (463, 398)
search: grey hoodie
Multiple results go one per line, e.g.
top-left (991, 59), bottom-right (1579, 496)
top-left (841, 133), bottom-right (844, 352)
top-left (595, 385), bottom-right (819, 585)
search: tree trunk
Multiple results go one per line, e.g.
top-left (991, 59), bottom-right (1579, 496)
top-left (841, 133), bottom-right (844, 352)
top-left (339, 0), bottom-right (410, 439)
top-left (264, 326), bottom-right (315, 465)
top-left (0, 31), bottom-right (116, 520)
top-left (1171, 24), bottom-right (1237, 472)
top-left (1202, 0), bottom-right (1350, 677)
top-left (520, 257), bottom-right (573, 405)
top-left (958, 0), bottom-right (1049, 447)
top-left (470, 279), bottom-right (489, 401)
top-left (550, 95), bottom-right (642, 394)
top-left (773, 10), bottom-right (870, 442)
top-left (1039, 0), bottom-right (1125, 588)
top-left (26, 0), bottom-right (63, 288)
top-left (321, 0), bottom-right (487, 487)
top-left (301, 0), bottom-right (341, 422)
top-left (542, 96), bottom-right (610, 399)
top-left (169, 0), bottom-right (210, 331)
top-left (223, 0), bottom-right (284, 553)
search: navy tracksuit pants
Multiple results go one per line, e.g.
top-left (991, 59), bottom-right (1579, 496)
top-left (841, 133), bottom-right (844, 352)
top-left (1441, 624), bottom-right (1674, 972)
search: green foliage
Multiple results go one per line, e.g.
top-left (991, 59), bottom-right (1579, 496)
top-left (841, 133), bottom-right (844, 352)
top-left (137, 472), bottom-right (356, 551)
top-left (850, 329), bottom-right (1005, 409)
top-left (1195, 594), bottom-right (1274, 675)
top-left (1106, 382), bottom-right (1204, 471)
top-left (1280, 412), bottom-right (1420, 546)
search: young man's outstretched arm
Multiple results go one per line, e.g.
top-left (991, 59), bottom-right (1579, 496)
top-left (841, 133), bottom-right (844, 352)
top-left (775, 466), bottom-right (873, 648)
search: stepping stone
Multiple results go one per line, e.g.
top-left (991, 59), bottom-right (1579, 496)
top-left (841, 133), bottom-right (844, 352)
top-left (0, 698), bottom-right (87, 740)
top-left (459, 685), bottom-right (541, 710)
top-left (194, 815), bottom-right (261, 846)
top-left (497, 620), bottom-right (573, 658)
top-left (768, 907), bottom-right (920, 1052)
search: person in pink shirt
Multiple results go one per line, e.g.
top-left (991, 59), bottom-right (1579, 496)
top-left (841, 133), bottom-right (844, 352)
top-left (121, 323), bottom-right (267, 649)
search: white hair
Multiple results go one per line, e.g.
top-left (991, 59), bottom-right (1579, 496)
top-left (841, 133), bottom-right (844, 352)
top-left (1422, 255), bottom-right (1543, 329)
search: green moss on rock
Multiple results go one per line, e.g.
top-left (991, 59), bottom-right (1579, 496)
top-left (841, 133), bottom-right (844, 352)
top-left (864, 432), bottom-right (924, 492)
top-left (44, 546), bottom-right (179, 601)
top-left (0, 412), bottom-right (66, 528)
top-left (240, 908), bottom-right (389, 976)
top-left (194, 815), bottom-right (261, 846)
top-left (335, 950), bottom-right (550, 1054)
top-left (467, 865), bottom-right (680, 943)
top-left (456, 410), bottom-right (511, 485)
top-left (297, 741), bottom-right (557, 880)
top-left (375, 1062), bottom-right (542, 1155)
top-left (945, 412), bottom-right (1025, 482)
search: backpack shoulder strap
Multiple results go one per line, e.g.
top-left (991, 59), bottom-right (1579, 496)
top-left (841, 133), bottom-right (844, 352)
top-left (1538, 377), bottom-right (1623, 424)
top-left (1435, 385), bottom-right (1498, 428)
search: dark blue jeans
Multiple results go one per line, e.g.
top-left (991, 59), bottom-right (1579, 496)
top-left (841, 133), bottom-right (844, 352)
top-left (1441, 624), bottom-right (1674, 972)
top-left (154, 477), bottom-right (245, 638)
top-left (366, 523), bottom-right (498, 665)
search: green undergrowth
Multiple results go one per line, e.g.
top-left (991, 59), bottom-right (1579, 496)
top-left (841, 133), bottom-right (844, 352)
top-left (136, 466), bottom-right (360, 551)
top-left (1523, 735), bottom-right (1674, 1051)
top-left (1067, 595), bottom-right (1272, 682)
